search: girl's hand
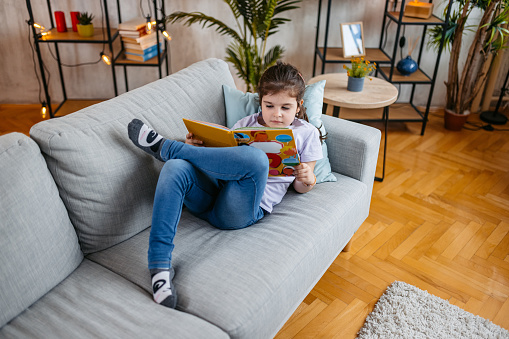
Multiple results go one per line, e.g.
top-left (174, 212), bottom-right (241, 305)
top-left (294, 163), bottom-right (315, 186)
top-left (185, 132), bottom-right (203, 146)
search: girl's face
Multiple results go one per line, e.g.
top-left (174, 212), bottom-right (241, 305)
top-left (260, 91), bottom-right (302, 128)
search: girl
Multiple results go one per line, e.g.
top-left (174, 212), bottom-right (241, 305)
top-left (127, 61), bottom-right (323, 309)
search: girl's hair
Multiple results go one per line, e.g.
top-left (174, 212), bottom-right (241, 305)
top-left (257, 61), bottom-right (326, 142)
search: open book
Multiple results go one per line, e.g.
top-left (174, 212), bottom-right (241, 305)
top-left (183, 118), bottom-right (300, 177)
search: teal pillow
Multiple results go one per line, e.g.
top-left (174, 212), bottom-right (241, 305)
top-left (222, 81), bottom-right (337, 183)
top-left (223, 85), bottom-right (260, 128)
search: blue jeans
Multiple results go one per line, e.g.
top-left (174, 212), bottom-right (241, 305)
top-left (148, 140), bottom-right (269, 269)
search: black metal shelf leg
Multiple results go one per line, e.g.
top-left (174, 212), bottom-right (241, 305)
top-left (375, 106), bottom-right (388, 182)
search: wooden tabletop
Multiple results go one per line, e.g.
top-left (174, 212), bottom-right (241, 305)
top-left (308, 73), bottom-right (398, 109)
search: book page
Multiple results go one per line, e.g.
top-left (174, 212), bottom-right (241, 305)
top-left (233, 129), bottom-right (300, 176)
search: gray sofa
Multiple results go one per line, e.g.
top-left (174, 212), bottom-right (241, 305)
top-left (0, 58), bottom-right (381, 338)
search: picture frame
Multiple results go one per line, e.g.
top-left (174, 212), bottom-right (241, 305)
top-left (340, 22), bottom-right (365, 58)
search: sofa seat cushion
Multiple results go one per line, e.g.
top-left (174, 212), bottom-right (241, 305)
top-left (87, 174), bottom-right (368, 338)
top-left (0, 259), bottom-right (228, 339)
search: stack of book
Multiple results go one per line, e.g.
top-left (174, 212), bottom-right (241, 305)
top-left (118, 17), bottom-right (162, 62)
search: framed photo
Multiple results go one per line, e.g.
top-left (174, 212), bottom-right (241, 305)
top-left (340, 22), bottom-right (365, 58)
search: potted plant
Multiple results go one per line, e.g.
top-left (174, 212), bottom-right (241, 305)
top-left (343, 57), bottom-right (376, 92)
top-left (428, 0), bottom-right (509, 130)
top-left (77, 12), bottom-right (94, 38)
top-left (166, 0), bottom-right (301, 92)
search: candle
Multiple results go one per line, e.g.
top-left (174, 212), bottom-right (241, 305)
top-left (54, 11), bottom-right (67, 32)
top-left (70, 11), bottom-right (80, 32)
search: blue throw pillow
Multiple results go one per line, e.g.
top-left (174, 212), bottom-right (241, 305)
top-left (223, 81), bottom-right (337, 183)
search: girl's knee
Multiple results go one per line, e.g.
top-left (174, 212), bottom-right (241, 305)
top-left (241, 147), bottom-right (269, 176)
top-left (158, 160), bottom-right (194, 186)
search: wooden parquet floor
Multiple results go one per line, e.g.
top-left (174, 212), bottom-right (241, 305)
top-left (1, 103), bottom-right (508, 337)
top-left (275, 108), bottom-right (509, 338)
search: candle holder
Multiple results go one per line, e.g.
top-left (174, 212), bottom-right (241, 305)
top-left (404, 0), bottom-right (434, 19)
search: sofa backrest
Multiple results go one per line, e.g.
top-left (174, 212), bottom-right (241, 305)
top-left (30, 58), bottom-right (236, 254)
top-left (0, 133), bottom-right (83, 327)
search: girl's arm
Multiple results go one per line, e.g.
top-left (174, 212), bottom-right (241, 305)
top-left (293, 161), bottom-right (317, 193)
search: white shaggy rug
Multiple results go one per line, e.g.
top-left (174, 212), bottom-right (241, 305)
top-left (357, 281), bottom-right (509, 339)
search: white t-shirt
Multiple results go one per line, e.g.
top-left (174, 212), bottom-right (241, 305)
top-left (232, 113), bottom-right (323, 213)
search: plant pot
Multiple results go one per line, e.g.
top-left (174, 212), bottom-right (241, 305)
top-left (444, 108), bottom-right (470, 131)
top-left (77, 24), bottom-right (94, 37)
top-left (347, 76), bottom-right (364, 92)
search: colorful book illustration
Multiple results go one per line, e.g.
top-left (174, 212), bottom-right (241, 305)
top-left (183, 118), bottom-right (300, 177)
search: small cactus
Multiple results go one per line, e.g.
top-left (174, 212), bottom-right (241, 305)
top-left (77, 12), bottom-right (94, 25)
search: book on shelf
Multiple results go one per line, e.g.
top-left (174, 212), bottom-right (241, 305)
top-left (118, 17), bottom-right (148, 31)
top-left (182, 118), bottom-right (300, 177)
top-left (125, 48), bottom-right (160, 62)
top-left (123, 34), bottom-right (158, 50)
top-left (125, 42), bottom-right (162, 56)
top-left (121, 36), bottom-right (140, 44)
top-left (118, 27), bottom-right (147, 38)
top-left (124, 41), bottom-right (158, 51)
top-left (121, 33), bottom-right (155, 44)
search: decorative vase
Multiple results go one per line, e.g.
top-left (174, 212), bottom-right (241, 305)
top-left (77, 24), bottom-right (94, 37)
top-left (444, 108), bottom-right (470, 131)
top-left (396, 56), bottom-right (418, 76)
top-left (347, 76), bottom-right (364, 92)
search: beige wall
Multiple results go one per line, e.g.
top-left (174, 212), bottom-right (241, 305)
top-left (1, 0), bottom-right (499, 107)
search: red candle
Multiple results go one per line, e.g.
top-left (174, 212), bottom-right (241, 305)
top-left (70, 11), bottom-right (79, 32)
top-left (54, 11), bottom-right (67, 32)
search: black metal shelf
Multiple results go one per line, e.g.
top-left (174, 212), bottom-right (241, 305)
top-left (385, 12), bottom-right (447, 26)
top-left (312, 0), bottom-right (453, 135)
top-left (26, 0), bottom-right (170, 118)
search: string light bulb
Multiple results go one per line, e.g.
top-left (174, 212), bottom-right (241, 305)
top-left (41, 102), bottom-right (47, 119)
top-left (146, 16), bottom-right (156, 34)
top-left (161, 30), bottom-right (172, 41)
top-left (100, 52), bottom-right (111, 65)
top-left (33, 22), bottom-right (46, 30)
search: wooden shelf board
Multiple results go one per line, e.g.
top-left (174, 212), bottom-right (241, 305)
top-left (379, 66), bottom-right (431, 83)
top-left (387, 11), bottom-right (444, 24)
top-left (318, 48), bottom-right (391, 63)
top-left (326, 103), bottom-right (423, 121)
top-left (39, 28), bottom-right (118, 42)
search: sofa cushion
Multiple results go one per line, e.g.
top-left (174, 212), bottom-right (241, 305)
top-left (0, 259), bottom-right (228, 339)
top-left (0, 133), bottom-right (83, 328)
top-left (87, 174), bottom-right (369, 338)
top-left (30, 58), bottom-right (237, 254)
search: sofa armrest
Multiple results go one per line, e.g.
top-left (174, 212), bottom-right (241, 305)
top-left (322, 115), bottom-right (381, 198)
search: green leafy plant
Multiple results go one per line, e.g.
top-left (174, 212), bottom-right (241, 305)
top-left (343, 56), bottom-right (377, 78)
top-left (77, 12), bottom-right (94, 25)
top-left (428, 0), bottom-right (509, 114)
top-left (166, 0), bottom-right (302, 92)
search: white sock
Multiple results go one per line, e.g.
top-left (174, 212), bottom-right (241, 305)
top-left (151, 268), bottom-right (177, 308)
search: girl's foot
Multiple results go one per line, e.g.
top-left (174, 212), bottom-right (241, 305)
top-left (128, 119), bottom-right (165, 161)
top-left (150, 268), bottom-right (177, 308)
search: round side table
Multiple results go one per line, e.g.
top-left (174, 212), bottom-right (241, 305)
top-left (308, 73), bottom-right (398, 181)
